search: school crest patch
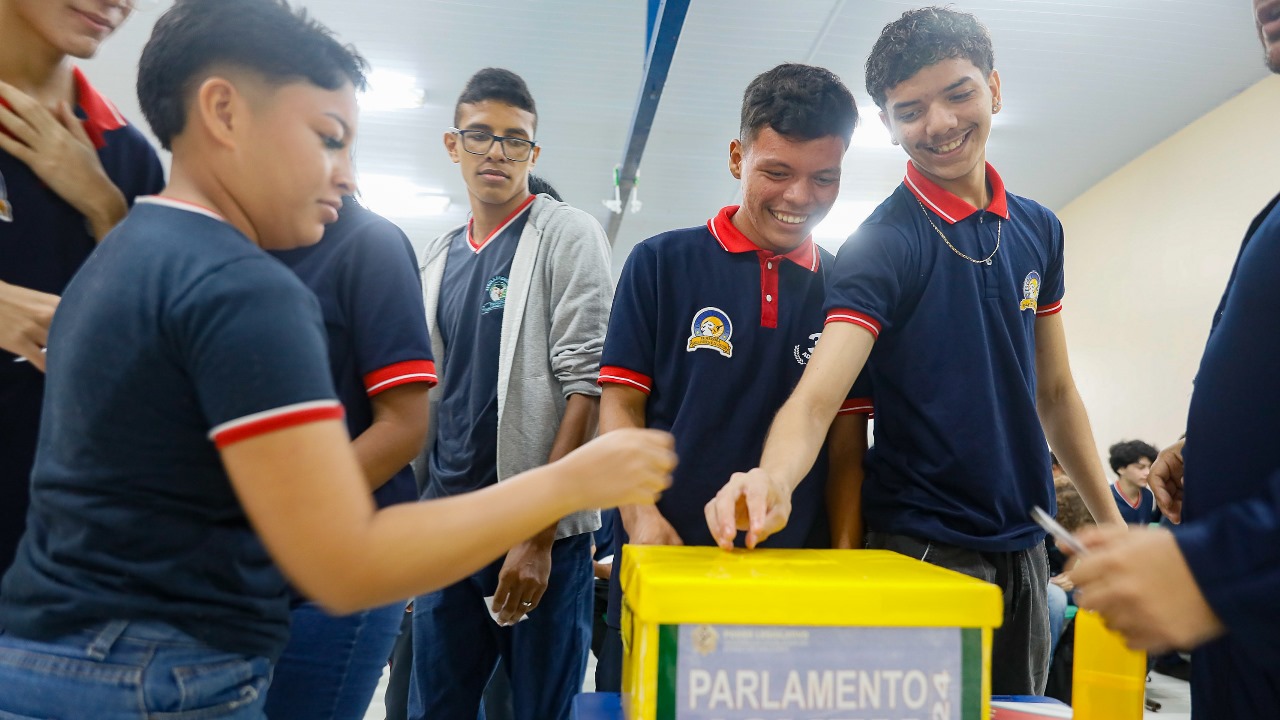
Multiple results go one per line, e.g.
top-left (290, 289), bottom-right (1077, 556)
top-left (1019, 271), bottom-right (1041, 312)
top-left (793, 332), bottom-right (821, 365)
top-left (482, 275), bottom-right (508, 314)
top-left (0, 169), bottom-right (12, 223)
top-left (687, 307), bottom-right (733, 357)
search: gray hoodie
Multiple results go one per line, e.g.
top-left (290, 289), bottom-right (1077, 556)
top-left (417, 194), bottom-right (610, 538)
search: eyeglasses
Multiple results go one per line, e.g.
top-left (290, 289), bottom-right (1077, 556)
top-left (449, 128), bottom-right (537, 162)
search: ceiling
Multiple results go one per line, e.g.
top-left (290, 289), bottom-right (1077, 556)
top-left (85, 0), bottom-right (1266, 271)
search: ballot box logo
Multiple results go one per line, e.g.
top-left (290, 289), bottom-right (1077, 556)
top-left (687, 307), bottom-right (733, 358)
top-left (692, 625), bottom-right (719, 656)
top-left (1019, 271), bottom-right (1041, 312)
top-left (0, 169), bottom-right (12, 222)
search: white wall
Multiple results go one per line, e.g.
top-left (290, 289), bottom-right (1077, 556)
top-left (1058, 74), bottom-right (1280, 468)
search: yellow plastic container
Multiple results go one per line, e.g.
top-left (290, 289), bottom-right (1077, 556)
top-left (619, 546), bottom-right (1003, 720)
top-left (1072, 610), bottom-right (1146, 719)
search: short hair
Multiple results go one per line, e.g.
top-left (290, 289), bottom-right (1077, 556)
top-left (527, 174), bottom-right (562, 202)
top-left (1108, 440), bottom-right (1159, 473)
top-left (865, 7), bottom-right (995, 109)
top-left (138, 0), bottom-right (368, 150)
top-left (739, 63), bottom-right (857, 146)
top-left (454, 68), bottom-right (537, 130)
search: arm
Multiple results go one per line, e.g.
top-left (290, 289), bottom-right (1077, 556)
top-left (1033, 313), bottom-right (1125, 528)
top-left (0, 81), bottom-right (127, 240)
top-left (601, 384), bottom-right (683, 547)
top-left (826, 413), bottom-right (869, 549)
top-left (221, 419), bottom-right (675, 615)
top-left (0, 280), bottom-right (58, 369)
top-left (492, 392), bottom-right (599, 623)
top-left (705, 322), bottom-right (875, 549)
top-left (351, 382), bottom-right (431, 491)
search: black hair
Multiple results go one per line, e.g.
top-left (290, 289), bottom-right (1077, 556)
top-left (1108, 440), bottom-right (1159, 474)
top-left (527, 174), bottom-right (562, 202)
top-left (138, 0), bottom-right (368, 150)
top-left (740, 63), bottom-right (857, 146)
top-left (865, 6), bottom-right (995, 109)
top-left (454, 68), bottom-right (537, 130)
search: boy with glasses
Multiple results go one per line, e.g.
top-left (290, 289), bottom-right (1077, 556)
top-left (705, 8), bottom-right (1124, 695)
top-left (0, 0), bottom-right (163, 575)
top-left (409, 67), bottom-right (614, 720)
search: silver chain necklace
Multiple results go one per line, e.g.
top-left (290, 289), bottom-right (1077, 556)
top-left (915, 198), bottom-right (1000, 266)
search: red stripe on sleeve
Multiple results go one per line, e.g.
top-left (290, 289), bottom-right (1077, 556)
top-left (364, 360), bottom-right (438, 396)
top-left (838, 398), bottom-right (875, 416)
top-left (597, 365), bottom-right (653, 395)
top-left (824, 309), bottom-right (882, 339)
top-left (1036, 300), bottom-right (1063, 317)
top-left (210, 401), bottom-right (345, 450)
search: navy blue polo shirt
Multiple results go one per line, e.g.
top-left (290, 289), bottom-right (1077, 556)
top-left (425, 196), bottom-right (532, 499)
top-left (0, 69), bottom-right (163, 573)
top-left (1177, 193), bottom-right (1280, 718)
top-left (271, 197), bottom-right (436, 508)
top-left (1111, 483), bottom-right (1158, 525)
top-left (0, 198), bottom-right (341, 661)
top-left (600, 206), bottom-right (873, 626)
top-left (825, 162), bottom-right (1064, 553)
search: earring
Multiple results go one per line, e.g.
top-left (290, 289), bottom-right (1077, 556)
top-left (993, 100), bottom-right (1002, 112)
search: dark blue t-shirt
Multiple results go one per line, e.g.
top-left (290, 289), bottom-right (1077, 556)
top-left (1111, 484), bottom-right (1158, 525)
top-left (0, 198), bottom-right (341, 661)
top-left (272, 198), bottom-right (436, 508)
top-left (0, 70), bottom-right (164, 573)
top-left (825, 162), bottom-right (1065, 553)
top-left (600, 207), bottom-right (873, 626)
top-left (1177, 193), bottom-right (1280, 718)
top-left (426, 197), bottom-right (531, 498)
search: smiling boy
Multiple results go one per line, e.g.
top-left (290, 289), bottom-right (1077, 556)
top-left (705, 8), bottom-right (1123, 695)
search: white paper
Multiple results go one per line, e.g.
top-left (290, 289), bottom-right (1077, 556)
top-left (483, 595), bottom-right (531, 626)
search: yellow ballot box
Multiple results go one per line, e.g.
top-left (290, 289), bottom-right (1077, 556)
top-left (1071, 610), bottom-right (1146, 719)
top-left (619, 546), bottom-right (1004, 720)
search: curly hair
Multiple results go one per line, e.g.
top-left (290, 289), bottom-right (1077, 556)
top-left (864, 6), bottom-right (994, 109)
top-left (1054, 483), bottom-right (1095, 534)
top-left (740, 63), bottom-right (857, 146)
top-left (1108, 439), bottom-right (1159, 473)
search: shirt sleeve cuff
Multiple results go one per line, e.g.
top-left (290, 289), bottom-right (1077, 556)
top-left (364, 360), bottom-right (438, 397)
top-left (825, 308), bottom-right (882, 339)
top-left (1036, 299), bottom-right (1064, 317)
top-left (209, 400), bottom-right (345, 450)
top-left (838, 397), bottom-right (875, 417)
top-left (598, 365), bottom-right (653, 395)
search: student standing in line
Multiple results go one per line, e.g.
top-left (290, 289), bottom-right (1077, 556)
top-left (1072, 3), bottom-right (1280, 715)
top-left (409, 69), bottom-right (615, 720)
top-left (1106, 439), bottom-right (1161, 525)
top-left (0, 3), bottom-right (672, 718)
top-left (705, 7), bottom-right (1124, 696)
top-left (0, 0), bottom-right (164, 575)
top-left (593, 62), bottom-right (873, 691)
top-left (263, 196), bottom-right (435, 720)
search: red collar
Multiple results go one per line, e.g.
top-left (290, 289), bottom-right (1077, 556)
top-left (706, 205), bottom-right (820, 272)
top-left (903, 161), bottom-right (1009, 224)
top-left (467, 194), bottom-right (535, 251)
top-left (73, 67), bottom-right (126, 150)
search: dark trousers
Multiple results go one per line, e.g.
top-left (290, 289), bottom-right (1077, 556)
top-left (408, 534), bottom-right (593, 720)
top-left (867, 531), bottom-right (1051, 695)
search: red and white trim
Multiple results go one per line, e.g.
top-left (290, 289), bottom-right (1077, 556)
top-left (135, 196), bottom-right (227, 224)
top-left (468, 195), bottom-right (535, 252)
top-left (72, 67), bottom-right (126, 150)
top-left (209, 399), bottom-right (345, 450)
top-left (1112, 482), bottom-right (1141, 510)
top-left (1035, 300), bottom-right (1063, 317)
top-left (838, 397), bottom-right (874, 416)
top-left (364, 360), bottom-right (437, 396)
top-left (825, 309), bottom-right (881, 339)
top-left (598, 365), bottom-right (653, 395)
top-left (708, 206), bottom-right (820, 328)
top-left (903, 160), bottom-right (1009, 225)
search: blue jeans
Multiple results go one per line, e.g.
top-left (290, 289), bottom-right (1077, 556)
top-left (408, 533), bottom-right (593, 720)
top-left (263, 600), bottom-right (402, 720)
top-left (0, 619), bottom-right (271, 719)
top-left (1046, 581), bottom-right (1068, 658)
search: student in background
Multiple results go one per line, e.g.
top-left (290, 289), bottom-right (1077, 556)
top-left (1107, 439), bottom-right (1161, 525)
top-left (0, 0), bottom-right (163, 575)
